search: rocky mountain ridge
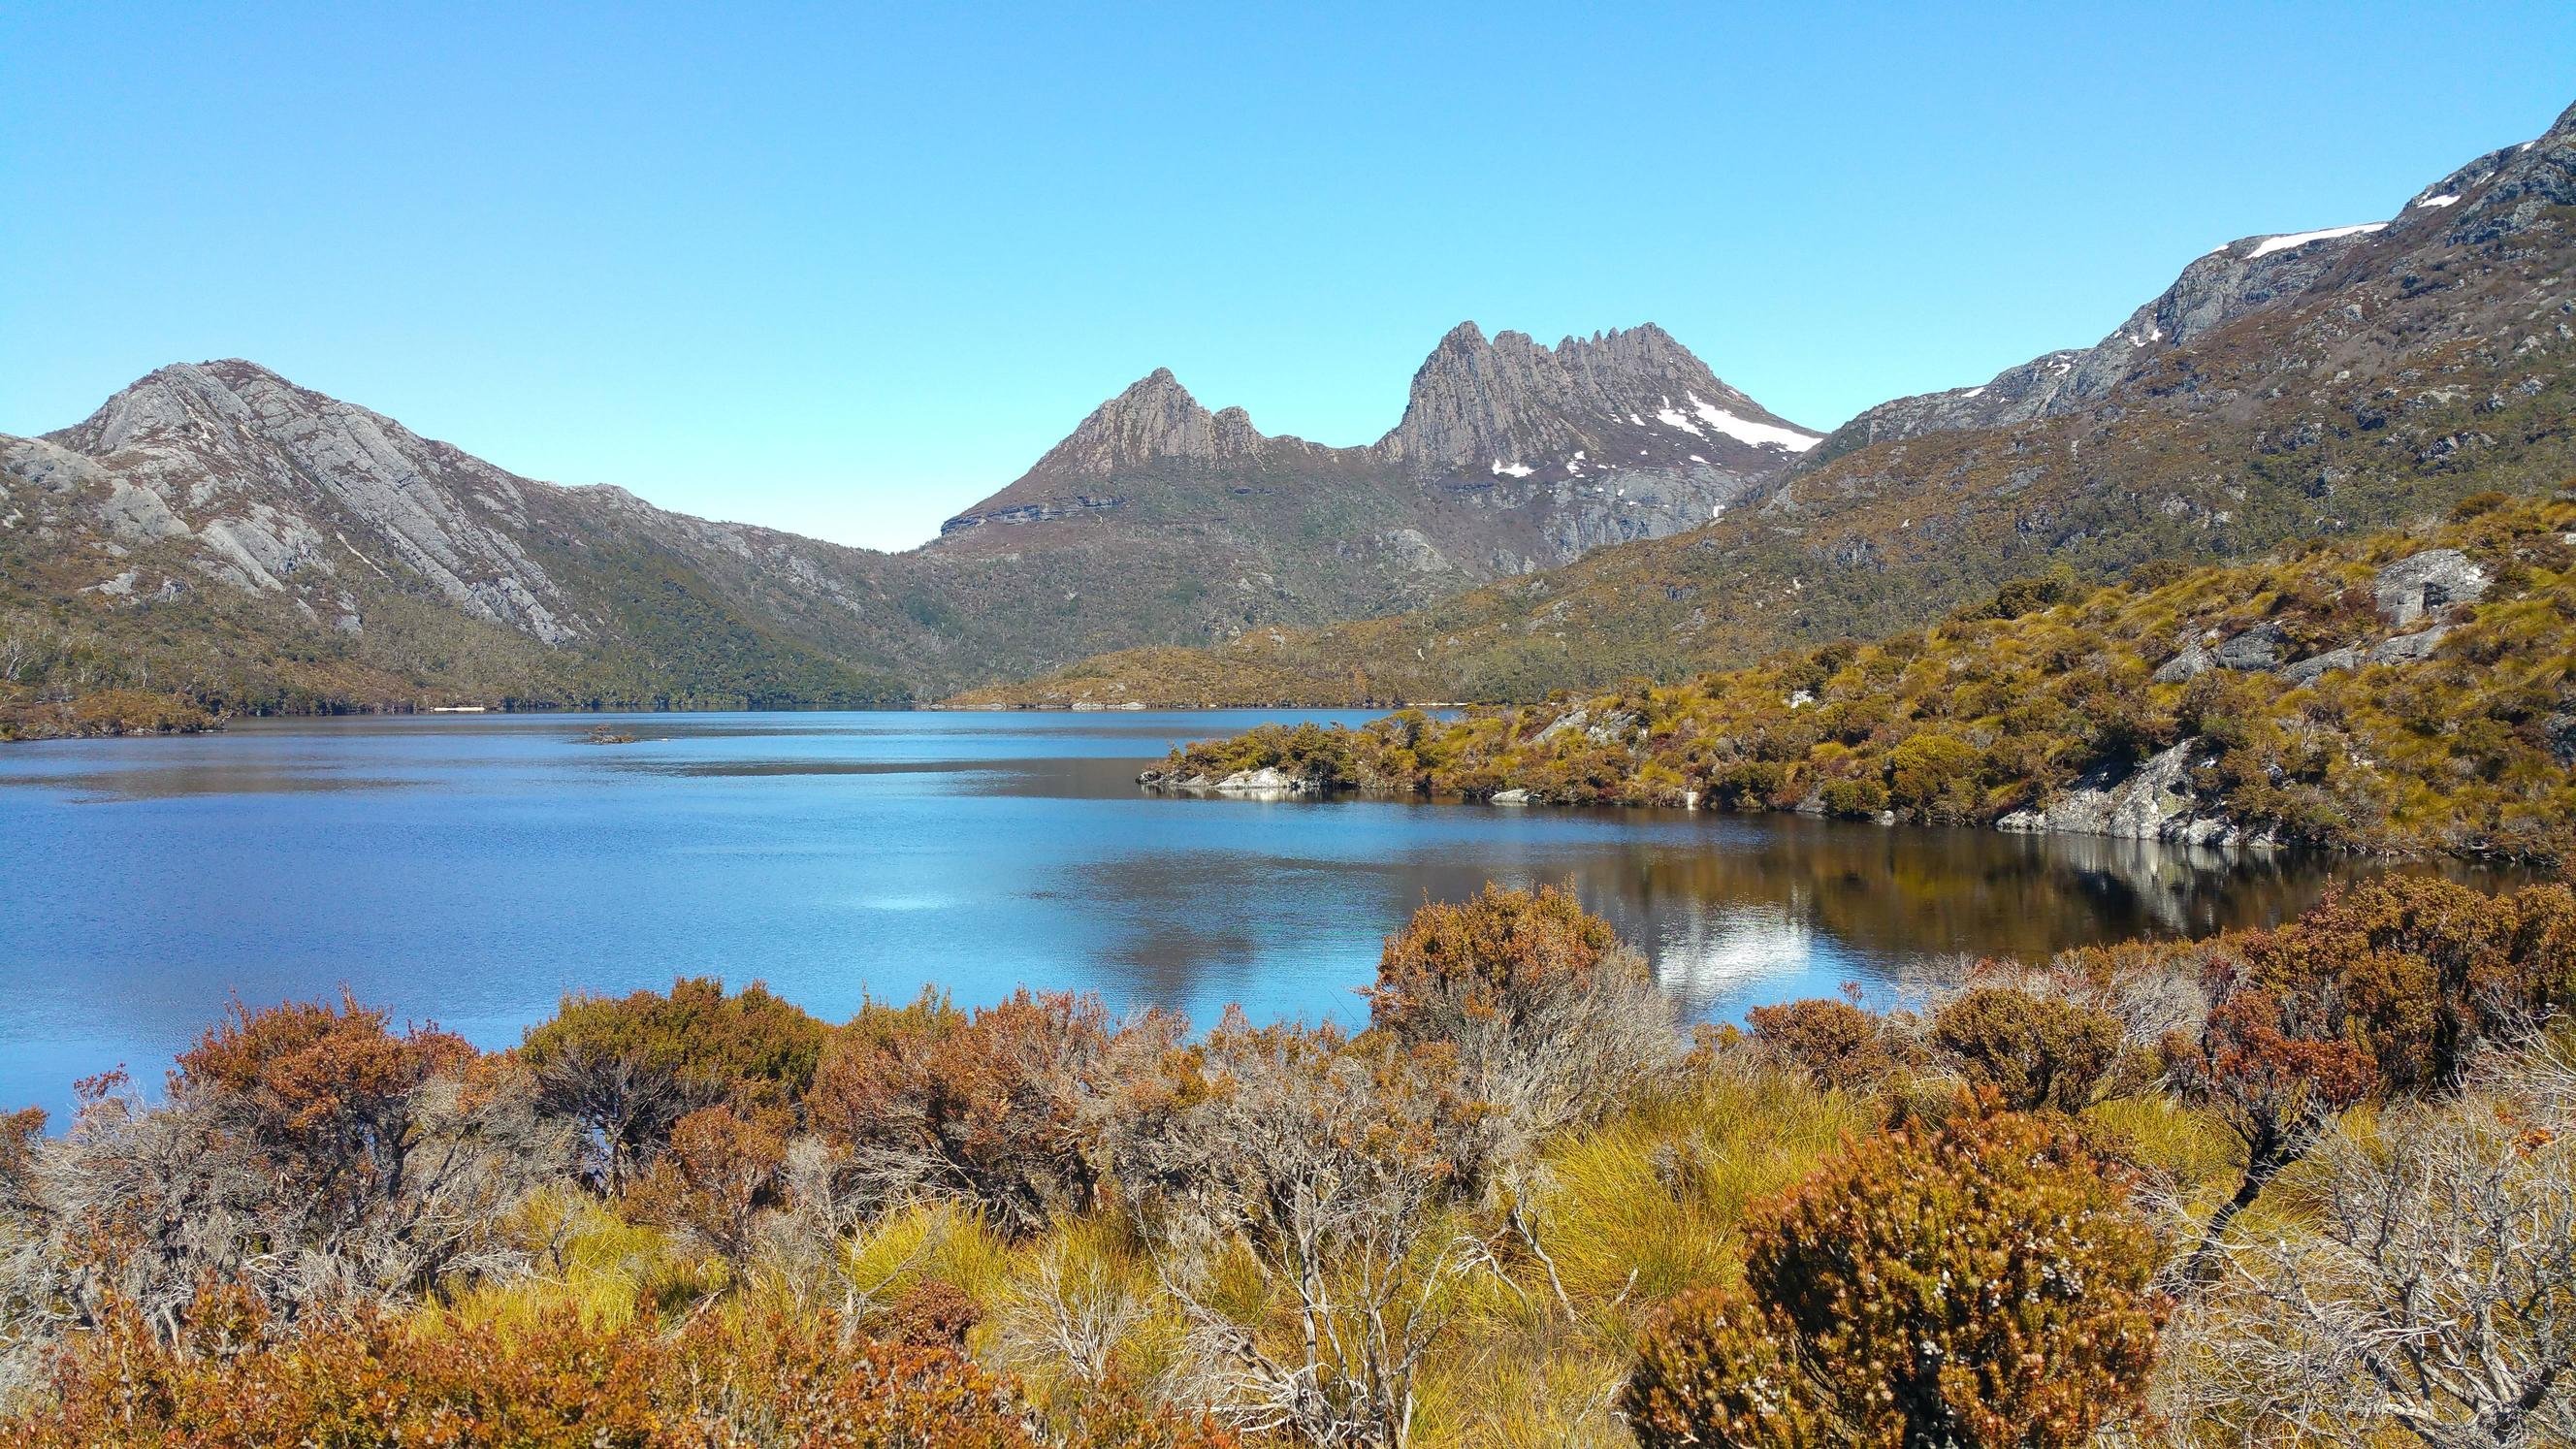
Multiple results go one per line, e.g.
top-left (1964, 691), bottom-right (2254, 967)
top-left (958, 97), bottom-right (2576, 708)
top-left (2, 322), bottom-right (1813, 714)
top-left (936, 322), bottom-right (1817, 545)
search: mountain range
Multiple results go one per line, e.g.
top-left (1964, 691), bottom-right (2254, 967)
top-left (962, 99), bottom-right (2576, 707)
top-left (7, 98), bottom-right (2573, 721)
top-left (0, 322), bottom-right (1817, 715)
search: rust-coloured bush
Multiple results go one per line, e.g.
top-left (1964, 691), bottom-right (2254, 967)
top-left (519, 977), bottom-right (826, 1186)
top-left (1746, 997), bottom-right (1904, 1093)
top-left (808, 989), bottom-right (1114, 1232)
top-left (14, 1286), bottom-right (1234, 1448)
top-left (1368, 882), bottom-right (1621, 1041)
top-left (2242, 876), bottom-right (2576, 1090)
top-left (174, 992), bottom-right (474, 1208)
top-left (882, 1275), bottom-right (983, 1349)
top-left (623, 1102), bottom-right (791, 1267)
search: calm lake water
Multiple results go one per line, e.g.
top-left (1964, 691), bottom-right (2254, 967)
top-left (0, 710), bottom-right (2489, 1118)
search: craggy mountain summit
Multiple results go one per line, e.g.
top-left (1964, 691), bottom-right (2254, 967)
top-left (962, 98), bottom-right (2576, 708)
top-left (934, 322), bottom-right (1816, 589)
top-left (0, 325), bottom-right (1814, 716)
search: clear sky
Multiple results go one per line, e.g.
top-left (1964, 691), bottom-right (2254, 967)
top-left (4, 3), bottom-right (2571, 552)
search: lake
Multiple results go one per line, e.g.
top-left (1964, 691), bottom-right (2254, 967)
top-left (0, 710), bottom-right (2485, 1118)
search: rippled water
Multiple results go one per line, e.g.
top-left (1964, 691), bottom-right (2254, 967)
top-left (0, 710), bottom-right (2494, 1117)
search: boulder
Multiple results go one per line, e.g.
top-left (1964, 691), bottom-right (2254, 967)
top-left (2211, 622), bottom-right (2289, 671)
top-left (1530, 709), bottom-right (1589, 744)
top-left (1490, 788), bottom-right (1536, 805)
top-left (2281, 646), bottom-right (2363, 685)
top-left (1995, 740), bottom-right (2258, 848)
top-left (2151, 642), bottom-right (2217, 684)
top-left (2372, 549), bottom-right (2490, 628)
top-left (1212, 766), bottom-right (1322, 796)
top-left (2547, 713), bottom-right (2576, 768)
top-left (2367, 627), bottom-right (2450, 665)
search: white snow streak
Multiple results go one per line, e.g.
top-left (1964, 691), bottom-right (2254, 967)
top-left (2247, 222), bottom-right (2386, 258)
top-left (1685, 391), bottom-right (1819, 452)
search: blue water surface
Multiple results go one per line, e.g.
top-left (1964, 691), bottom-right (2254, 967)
top-left (0, 710), bottom-right (2440, 1118)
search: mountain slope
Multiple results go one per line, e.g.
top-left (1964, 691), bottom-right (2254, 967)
top-left (1, 326), bottom-right (1811, 715)
top-left (920, 324), bottom-right (1818, 649)
top-left (1144, 493), bottom-right (2576, 864)
top-left (957, 98), bottom-right (2576, 709)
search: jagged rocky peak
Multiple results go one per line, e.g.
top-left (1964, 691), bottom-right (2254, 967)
top-left (1020, 367), bottom-right (1272, 476)
top-left (1379, 321), bottom-right (1818, 472)
top-left (51, 358), bottom-right (303, 457)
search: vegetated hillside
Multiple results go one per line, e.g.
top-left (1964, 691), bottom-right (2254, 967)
top-left (1148, 494), bottom-right (2576, 864)
top-left (0, 325), bottom-right (1813, 727)
top-left (6, 881), bottom-right (2574, 1444)
top-left (955, 99), bottom-right (2576, 710)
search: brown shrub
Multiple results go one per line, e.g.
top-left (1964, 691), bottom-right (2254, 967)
top-left (175, 991), bottom-right (474, 1208)
top-left (11, 1285), bottom-right (1233, 1448)
top-left (624, 1103), bottom-right (791, 1268)
top-left (1368, 882), bottom-right (1619, 1039)
top-left (519, 978), bottom-right (826, 1187)
top-left (1930, 987), bottom-right (2126, 1112)
top-left (808, 989), bottom-right (1114, 1233)
top-left (1746, 997), bottom-right (1905, 1093)
top-left (881, 1276), bottom-right (983, 1349)
top-left (1623, 1111), bottom-right (2166, 1447)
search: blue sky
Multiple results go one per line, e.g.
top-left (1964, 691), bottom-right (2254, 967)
top-left (4, 3), bottom-right (2570, 552)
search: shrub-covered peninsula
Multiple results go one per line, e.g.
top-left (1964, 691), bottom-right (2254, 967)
top-left (1146, 494), bottom-right (2576, 864)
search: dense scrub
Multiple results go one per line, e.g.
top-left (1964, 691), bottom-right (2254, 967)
top-left (1155, 495), bottom-right (2576, 863)
top-left (0, 686), bottom-right (220, 741)
top-left (5, 879), bottom-right (2575, 1443)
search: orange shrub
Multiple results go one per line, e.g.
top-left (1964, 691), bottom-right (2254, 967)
top-left (13, 1287), bottom-right (1234, 1449)
top-left (1368, 882), bottom-right (1619, 1040)
top-left (519, 977), bottom-right (826, 1186)
top-left (174, 992), bottom-right (474, 1208)
top-left (624, 1103), bottom-right (791, 1267)
top-left (808, 989), bottom-right (1114, 1232)
top-left (1746, 997), bottom-right (1905, 1093)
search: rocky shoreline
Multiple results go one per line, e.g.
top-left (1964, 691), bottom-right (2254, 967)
top-left (1140, 749), bottom-right (2285, 852)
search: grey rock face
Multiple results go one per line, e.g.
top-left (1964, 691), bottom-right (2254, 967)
top-left (1818, 227), bottom-right (2391, 457)
top-left (1996, 740), bottom-right (2251, 847)
top-left (2373, 549), bottom-right (2491, 627)
top-left (935, 320), bottom-right (1818, 592)
top-left (2441, 100), bottom-right (2576, 247)
top-left (2368, 627), bottom-right (2450, 665)
top-left (1807, 104), bottom-right (2576, 465)
top-left (1007, 370), bottom-right (1272, 479)
top-left (2547, 713), bottom-right (2576, 767)
top-left (2212, 623), bottom-right (2290, 671)
top-left (2152, 642), bottom-right (2217, 684)
top-left (2281, 646), bottom-right (2363, 685)
top-left (36, 361), bottom-right (581, 646)
top-left (1379, 323), bottom-right (1818, 476)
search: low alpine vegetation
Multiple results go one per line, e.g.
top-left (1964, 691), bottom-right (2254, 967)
top-left (1152, 495), bottom-right (2576, 863)
top-left (4, 879), bottom-right (2574, 1444)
